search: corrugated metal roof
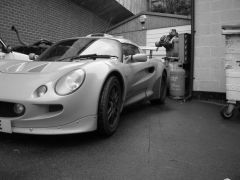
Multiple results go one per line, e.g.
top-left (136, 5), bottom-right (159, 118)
top-left (71, 0), bottom-right (134, 25)
top-left (115, 0), bottom-right (149, 14)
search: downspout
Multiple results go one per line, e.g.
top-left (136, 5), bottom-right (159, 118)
top-left (147, 0), bottom-right (152, 11)
top-left (184, 0), bottom-right (195, 101)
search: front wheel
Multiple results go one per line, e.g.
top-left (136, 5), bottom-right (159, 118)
top-left (98, 76), bottom-right (122, 136)
top-left (150, 73), bottom-right (167, 105)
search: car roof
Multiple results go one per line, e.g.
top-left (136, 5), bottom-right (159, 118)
top-left (60, 34), bottom-right (139, 47)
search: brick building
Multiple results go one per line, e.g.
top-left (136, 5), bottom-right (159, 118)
top-left (194, 0), bottom-right (240, 95)
top-left (2, 0), bottom-right (240, 98)
top-left (0, 0), bottom-right (133, 46)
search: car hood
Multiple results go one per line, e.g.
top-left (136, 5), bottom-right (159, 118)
top-left (0, 60), bottom-right (94, 100)
top-left (0, 60), bottom-right (90, 74)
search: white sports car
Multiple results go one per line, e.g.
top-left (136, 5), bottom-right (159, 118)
top-left (0, 34), bottom-right (168, 136)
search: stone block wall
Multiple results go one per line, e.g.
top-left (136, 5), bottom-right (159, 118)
top-left (194, 0), bottom-right (240, 92)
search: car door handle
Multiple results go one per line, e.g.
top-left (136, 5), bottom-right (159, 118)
top-left (147, 66), bottom-right (155, 73)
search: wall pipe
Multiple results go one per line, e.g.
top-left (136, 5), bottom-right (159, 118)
top-left (184, 0), bottom-right (195, 101)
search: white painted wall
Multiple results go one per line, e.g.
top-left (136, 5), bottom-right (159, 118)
top-left (194, 0), bottom-right (240, 93)
top-left (146, 25), bottom-right (191, 58)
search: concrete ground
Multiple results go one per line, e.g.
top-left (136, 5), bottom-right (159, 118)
top-left (0, 99), bottom-right (240, 180)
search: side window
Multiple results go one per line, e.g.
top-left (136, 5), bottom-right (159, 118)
top-left (131, 45), bottom-right (140, 55)
top-left (122, 44), bottom-right (131, 56)
top-left (122, 43), bottom-right (140, 63)
top-left (122, 43), bottom-right (140, 56)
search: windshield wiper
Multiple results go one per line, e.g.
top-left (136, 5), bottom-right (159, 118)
top-left (70, 54), bottom-right (118, 61)
top-left (56, 54), bottom-right (118, 62)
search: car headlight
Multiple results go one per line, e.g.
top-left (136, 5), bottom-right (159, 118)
top-left (55, 69), bottom-right (85, 95)
top-left (34, 85), bottom-right (48, 98)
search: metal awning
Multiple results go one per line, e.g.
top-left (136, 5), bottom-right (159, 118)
top-left (71, 0), bottom-right (134, 25)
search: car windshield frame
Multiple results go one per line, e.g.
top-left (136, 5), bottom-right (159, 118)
top-left (37, 37), bottom-right (122, 62)
top-left (0, 38), bottom-right (8, 53)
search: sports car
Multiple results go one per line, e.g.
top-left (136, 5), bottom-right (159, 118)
top-left (0, 34), bottom-right (168, 136)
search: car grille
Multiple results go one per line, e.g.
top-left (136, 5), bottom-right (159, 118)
top-left (0, 102), bottom-right (63, 118)
top-left (49, 104), bottom-right (63, 112)
top-left (0, 101), bottom-right (25, 117)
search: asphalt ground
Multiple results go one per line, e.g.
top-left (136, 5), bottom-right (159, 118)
top-left (0, 99), bottom-right (240, 180)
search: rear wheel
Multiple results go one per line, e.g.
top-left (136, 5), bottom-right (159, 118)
top-left (150, 73), bottom-right (167, 105)
top-left (98, 76), bottom-right (122, 136)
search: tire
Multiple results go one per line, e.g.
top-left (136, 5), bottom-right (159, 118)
top-left (150, 73), bottom-right (167, 105)
top-left (98, 76), bottom-right (122, 136)
top-left (220, 105), bottom-right (235, 119)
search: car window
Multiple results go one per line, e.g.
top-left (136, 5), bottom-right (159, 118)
top-left (122, 43), bottom-right (140, 63)
top-left (122, 43), bottom-right (140, 56)
top-left (80, 39), bottom-right (120, 57)
top-left (38, 38), bottom-right (121, 62)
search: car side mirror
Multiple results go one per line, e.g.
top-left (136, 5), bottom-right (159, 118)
top-left (132, 54), bottom-right (147, 62)
top-left (29, 53), bottom-right (38, 60)
top-left (125, 54), bottom-right (147, 63)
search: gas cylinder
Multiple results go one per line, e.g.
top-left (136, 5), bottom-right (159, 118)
top-left (169, 62), bottom-right (185, 99)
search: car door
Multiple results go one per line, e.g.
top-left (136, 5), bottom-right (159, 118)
top-left (122, 43), bottom-right (155, 105)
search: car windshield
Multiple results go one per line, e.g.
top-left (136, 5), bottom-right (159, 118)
top-left (37, 38), bottom-right (121, 62)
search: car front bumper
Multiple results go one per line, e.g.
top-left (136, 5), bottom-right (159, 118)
top-left (7, 115), bottom-right (97, 135)
top-left (0, 89), bottom-right (99, 135)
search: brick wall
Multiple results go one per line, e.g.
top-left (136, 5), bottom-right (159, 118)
top-left (194, 0), bottom-right (240, 92)
top-left (0, 0), bottom-right (108, 46)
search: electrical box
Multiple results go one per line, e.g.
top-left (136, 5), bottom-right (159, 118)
top-left (178, 33), bottom-right (191, 65)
